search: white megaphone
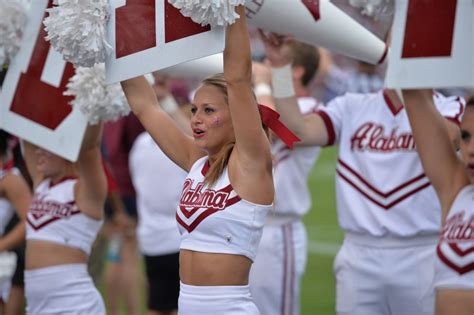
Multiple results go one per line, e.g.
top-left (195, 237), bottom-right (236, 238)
top-left (245, 0), bottom-right (388, 64)
top-left (159, 53), bottom-right (223, 79)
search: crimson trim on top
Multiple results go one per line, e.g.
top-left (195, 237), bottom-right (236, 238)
top-left (336, 169), bottom-right (430, 210)
top-left (177, 195), bottom-right (242, 233)
top-left (49, 176), bottom-right (78, 188)
top-left (338, 159), bottom-right (427, 198)
top-left (383, 89), bottom-right (403, 116)
top-left (437, 243), bottom-right (474, 275)
top-left (201, 159), bottom-right (210, 176)
top-left (315, 111), bottom-right (335, 146)
top-left (377, 44), bottom-right (389, 64)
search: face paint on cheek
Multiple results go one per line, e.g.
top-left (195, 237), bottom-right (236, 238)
top-left (211, 117), bottom-right (221, 128)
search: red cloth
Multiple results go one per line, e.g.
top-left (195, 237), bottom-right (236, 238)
top-left (102, 113), bottom-right (144, 197)
top-left (102, 161), bottom-right (119, 194)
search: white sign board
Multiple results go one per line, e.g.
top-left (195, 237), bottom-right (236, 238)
top-left (105, 0), bottom-right (225, 84)
top-left (386, 0), bottom-right (473, 89)
top-left (0, 0), bottom-right (88, 162)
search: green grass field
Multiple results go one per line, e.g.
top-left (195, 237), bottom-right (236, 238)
top-left (99, 147), bottom-right (341, 315)
top-left (301, 147), bottom-right (342, 315)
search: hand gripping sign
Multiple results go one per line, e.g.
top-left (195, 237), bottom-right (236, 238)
top-left (105, 0), bottom-right (225, 84)
top-left (0, 0), bottom-right (88, 162)
top-left (386, 0), bottom-right (473, 89)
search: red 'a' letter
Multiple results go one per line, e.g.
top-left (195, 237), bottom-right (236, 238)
top-left (115, 0), bottom-right (210, 58)
top-left (302, 0), bottom-right (320, 21)
top-left (10, 0), bottom-right (74, 130)
top-left (402, 0), bottom-right (457, 58)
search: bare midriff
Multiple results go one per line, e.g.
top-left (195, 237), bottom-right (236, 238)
top-left (180, 250), bottom-right (252, 286)
top-left (25, 240), bottom-right (87, 270)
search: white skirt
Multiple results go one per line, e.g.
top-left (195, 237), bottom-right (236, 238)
top-left (25, 263), bottom-right (105, 315)
top-left (179, 282), bottom-right (260, 315)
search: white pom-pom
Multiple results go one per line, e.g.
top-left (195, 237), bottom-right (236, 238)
top-left (168, 0), bottom-right (246, 27)
top-left (0, 0), bottom-right (30, 67)
top-left (348, 0), bottom-right (394, 17)
top-left (65, 64), bottom-right (130, 124)
top-left (43, 0), bottom-right (113, 67)
top-left (0, 252), bottom-right (17, 286)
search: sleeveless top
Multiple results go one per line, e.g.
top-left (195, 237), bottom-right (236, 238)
top-left (176, 157), bottom-right (272, 261)
top-left (0, 167), bottom-right (19, 236)
top-left (435, 184), bottom-right (474, 289)
top-left (26, 177), bottom-right (102, 255)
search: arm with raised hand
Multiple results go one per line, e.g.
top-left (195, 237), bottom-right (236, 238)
top-left (75, 123), bottom-right (107, 219)
top-left (260, 32), bottom-right (328, 147)
top-left (152, 74), bottom-right (192, 135)
top-left (224, 6), bottom-right (272, 170)
top-left (0, 173), bottom-right (32, 251)
top-left (403, 89), bottom-right (468, 217)
top-left (121, 76), bottom-right (202, 171)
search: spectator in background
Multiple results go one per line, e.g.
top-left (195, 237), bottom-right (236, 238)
top-left (250, 40), bottom-right (322, 315)
top-left (0, 131), bottom-right (32, 315)
top-left (102, 113), bottom-right (143, 315)
top-left (130, 75), bottom-right (190, 315)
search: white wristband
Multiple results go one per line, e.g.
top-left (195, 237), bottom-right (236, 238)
top-left (271, 64), bottom-right (295, 98)
top-left (254, 83), bottom-right (272, 97)
top-left (160, 95), bottom-right (179, 114)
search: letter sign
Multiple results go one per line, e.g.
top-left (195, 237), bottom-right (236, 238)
top-left (0, 0), bottom-right (88, 161)
top-left (106, 0), bottom-right (224, 83)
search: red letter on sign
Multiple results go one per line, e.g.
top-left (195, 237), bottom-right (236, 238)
top-left (164, 1), bottom-right (210, 43)
top-left (402, 0), bottom-right (457, 58)
top-left (10, 0), bottom-right (74, 130)
top-left (116, 0), bottom-right (157, 58)
top-left (302, 0), bottom-right (320, 21)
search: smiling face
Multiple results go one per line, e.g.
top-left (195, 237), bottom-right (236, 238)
top-left (460, 105), bottom-right (474, 183)
top-left (190, 84), bottom-right (235, 156)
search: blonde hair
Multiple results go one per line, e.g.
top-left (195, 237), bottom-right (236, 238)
top-left (200, 73), bottom-right (270, 187)
top-left (200, 74), bottom-right (234, 187)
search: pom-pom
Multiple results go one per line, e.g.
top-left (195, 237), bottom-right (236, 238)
top-left (168, 0), bottom-right (246, 27)
top-left (0, 0), bottom-right (30, 67)
top-left (65, 64), bottom-right (130, 124)
top-left (43, 0), bottom-right (113, 67)
top-left (0, 252), bottom-right (17, 285)
top-left (348, 0), bottom-right (394, 17)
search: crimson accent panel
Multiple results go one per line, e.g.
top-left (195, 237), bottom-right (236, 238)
top-left (10, 0), bottom-right (74, 130)
top-left (302, 0), bottom-right (320, 21)
top-left (116, 0), bottom-right (157, 58)
top-left (402, 0), bottom-right (457, 58)
top-left (164, 1), bottom-right (210, 43)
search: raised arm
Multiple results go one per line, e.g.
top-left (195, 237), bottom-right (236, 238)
top-left (259, 32), bottom-right (328, 146)
top-left (224, 6), bottom-right (272, 168)
top-left (403, 89), bottom-right (468, 216)
top-left (121, 76), bottom-right (202, 171)
top-left (75, 124), bottom-right (107, 219)
top-left (0, 173), bottom-right (32, 251)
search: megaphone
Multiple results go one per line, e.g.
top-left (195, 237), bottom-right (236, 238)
top-left (245, 0), bottom-right (388, 64)
top-left (159, 53), bottom-right (223, 79)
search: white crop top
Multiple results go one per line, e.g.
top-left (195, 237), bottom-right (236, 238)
top-left (0, 167), bottom-right (18, 236)
top-left (176, 157), bottom-right (272, 261)
top-left (435, 184), bottom-right (474, 289)
top-left (26, 177), bottom-right (103, 255)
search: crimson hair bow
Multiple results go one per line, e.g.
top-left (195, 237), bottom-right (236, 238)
top-left (258, 104), bottom-right (300, 149)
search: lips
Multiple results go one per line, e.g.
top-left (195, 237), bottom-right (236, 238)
top-left (193, 128), bottom-right (205, 139)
